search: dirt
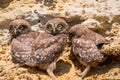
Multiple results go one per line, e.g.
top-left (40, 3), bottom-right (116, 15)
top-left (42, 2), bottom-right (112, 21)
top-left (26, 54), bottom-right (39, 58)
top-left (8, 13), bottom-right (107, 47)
top-left (0, 0), bottom-right (120, 80)
top-left (0, 29), bottom-right (119, 80)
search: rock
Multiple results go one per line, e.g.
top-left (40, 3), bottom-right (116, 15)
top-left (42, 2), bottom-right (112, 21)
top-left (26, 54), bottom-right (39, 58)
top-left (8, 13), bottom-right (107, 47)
top-left (0, 0), bottom-right (120, 30)
top-left (81, 19), bottom-right (102, 30)
top-left (0, 0), bottom-right (120, 80)
top-left (0, 0), bottom-right (13, 8)
top-left (102, 22), bottom-right (120, 57)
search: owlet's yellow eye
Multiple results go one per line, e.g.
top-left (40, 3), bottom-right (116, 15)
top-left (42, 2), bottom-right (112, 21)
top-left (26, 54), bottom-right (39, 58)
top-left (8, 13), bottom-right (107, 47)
top-left (47, 24), bottom-right (53, 30)
top-left (19, 25), bottom-right (24, 30)
top-left (57, 24), bottom-right (63, 29)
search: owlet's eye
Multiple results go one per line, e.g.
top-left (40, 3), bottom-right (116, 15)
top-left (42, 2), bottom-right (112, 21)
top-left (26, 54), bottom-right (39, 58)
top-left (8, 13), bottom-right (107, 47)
top-left (19, 25), bottom-right (24, 30)
top-left (57, 24), bottom-right (63, 29)
top-left (10, 26), bottom-right (14, 30)
top-left (47, 24), bottom-right (53, 30)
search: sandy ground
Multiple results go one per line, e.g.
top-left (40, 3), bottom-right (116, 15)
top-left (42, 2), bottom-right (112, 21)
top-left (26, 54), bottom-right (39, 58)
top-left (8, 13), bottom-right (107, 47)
top-left (0, 0), bottom-right (120, 80)
top-left (0, 29), bottom-right (119, 80)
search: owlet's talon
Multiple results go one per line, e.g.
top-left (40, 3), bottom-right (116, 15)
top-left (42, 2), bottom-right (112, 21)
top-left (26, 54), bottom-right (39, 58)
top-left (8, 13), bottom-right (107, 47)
top-left (76, 70), bottom-right (86, 78)
top-left (76, 69), bottom-right (82, 76)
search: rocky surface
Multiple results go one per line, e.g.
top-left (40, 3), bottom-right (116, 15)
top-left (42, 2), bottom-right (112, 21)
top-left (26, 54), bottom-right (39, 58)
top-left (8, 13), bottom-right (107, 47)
top-left (0, 0), bottom-right (120, 80)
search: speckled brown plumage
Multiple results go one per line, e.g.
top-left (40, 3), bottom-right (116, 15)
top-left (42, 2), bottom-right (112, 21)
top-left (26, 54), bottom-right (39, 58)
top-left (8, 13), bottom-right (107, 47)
top-left (9, 18), bottom-right (69, 80)
top-left (69, 24), bottom-right (106, 78)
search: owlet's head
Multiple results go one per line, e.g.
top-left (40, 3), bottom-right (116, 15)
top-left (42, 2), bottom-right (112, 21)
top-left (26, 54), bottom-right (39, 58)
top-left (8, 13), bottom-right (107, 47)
top-left (45, 18), bottom-right (69, 35)
top-left (9, 19), bottom-right (31, 38)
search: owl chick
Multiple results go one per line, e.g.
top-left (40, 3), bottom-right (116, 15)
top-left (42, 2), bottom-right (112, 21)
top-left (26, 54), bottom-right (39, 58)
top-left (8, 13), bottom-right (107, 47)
top-left (9, 18), bottom-right (69, 80)
top-left (32, 18), bottom-right (69, 79)
top-left (9, 19), bottom-right (40, 65)
top-left (69, 24), bottom-right (106, 78)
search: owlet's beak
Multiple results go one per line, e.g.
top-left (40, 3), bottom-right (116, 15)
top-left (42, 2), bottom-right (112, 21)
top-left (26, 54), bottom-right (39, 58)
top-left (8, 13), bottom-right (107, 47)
top-left (53, 28), bottom-right (56, 32)
top-left (13, 28), bottom-right (17, 34)
top-left (52, 28), bottom-right (57, 35)
top-left (13, 28), bottom-right (20, 36)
